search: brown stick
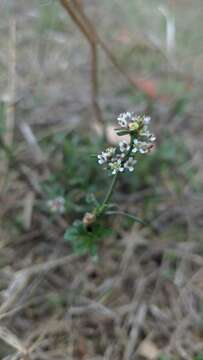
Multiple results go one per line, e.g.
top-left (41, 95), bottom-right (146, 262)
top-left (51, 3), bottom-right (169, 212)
top-left (64, 1), bottom-right (147, 95)
top-left (60, 0), bottom-right (93, 44)
top-left (60, 0), bottom-right (103, 127)
top-left (77, 1), bottom-right (104, 126)
top-left (90, 41), bottom-right (103, 125)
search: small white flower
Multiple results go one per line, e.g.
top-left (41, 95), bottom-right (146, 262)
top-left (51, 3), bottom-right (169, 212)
top-left (105, 147), bottom-right (116, 158)
top-left (117, 112), bottom-right (133, 128)
top-left (98, 152), bottom-right (108, 165)
top-left (118, 117), bottom-right (127, 128)
top-left (140, 141), bottom-right (155, 154)
top-left (124, 157), bottom-right (137, 172)
top-left (125, 112), bottom-right (134, 121)
top-left (139, 141), bottom-right (149, 154)
top-left (139, 146), bottom-right (148, 154)
top-left (132, 140), bottom-right (149, 154)
top-left (139, 126), bottom-right (149, 136)
top-left (109, 159), bottom-right (124, 175)
top-left (132, 139), bottom-right (138, 153)
top-left (97, 147), bottom-right (116, 165)
top-left (133, 136), bottom-right (155, 154)
top-left (144, 116), bottom-right (151, 125)
top-left (119, 140), bottom-right (130, 153)
top-left (150, 135), bottom-right (156, 142)
top-left (47, 196), bottom-right (65, 214)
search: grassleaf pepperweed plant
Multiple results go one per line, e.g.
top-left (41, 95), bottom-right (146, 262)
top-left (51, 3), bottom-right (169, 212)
top-left (96, 112), bottom-right (156, 215)
top-left (64, 112), bottom-right (156, 255)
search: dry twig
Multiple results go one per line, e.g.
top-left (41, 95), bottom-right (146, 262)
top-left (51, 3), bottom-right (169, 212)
top-left (0, 18), bottom-right (16, 192)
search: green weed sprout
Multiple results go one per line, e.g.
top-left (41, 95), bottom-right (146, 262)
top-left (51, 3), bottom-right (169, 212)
top-left (64, 112), bottom-right (156, 255)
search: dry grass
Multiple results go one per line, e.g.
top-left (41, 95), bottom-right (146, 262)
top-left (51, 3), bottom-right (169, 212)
top-left (1, 1), bottom-right (203, 359)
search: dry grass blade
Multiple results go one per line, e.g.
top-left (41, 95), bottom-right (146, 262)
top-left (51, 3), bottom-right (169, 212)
top-left (15, 253), bottom-right (78, 277)
top-left (19, 122), bottom-right (45, 165)
top-left (0, 254), bottom-right (77, 319)
top-left (0, 18), bottom-right (16, 192)
top-left (0, 326), bottom-right (27, 354)
top-left (69, 301), bottom-right (117, 321)
top-left (4, 18), bottom-right (16, 147)
top-left (21, 191), bottom-right (35, 230)
top-left (124, 304), bottom-right (147, 360)
top-left (0, 272), bottom-right (29, 317)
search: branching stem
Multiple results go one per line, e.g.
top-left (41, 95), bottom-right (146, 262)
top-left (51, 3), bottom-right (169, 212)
top-left (96, 135), bottom-right (135, 217)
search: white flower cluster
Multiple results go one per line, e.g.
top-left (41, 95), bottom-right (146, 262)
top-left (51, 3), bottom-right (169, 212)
top-left (47, 196), bottom-right (65, 214)
top-left (117, 112), bottom-right (152, 132)
top-left (97, 140), bottom-right (137, 175)
top-left (97, 112), bottom-right (156, 175)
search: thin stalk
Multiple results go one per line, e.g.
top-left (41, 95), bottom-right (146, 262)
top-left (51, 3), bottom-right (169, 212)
top-left (96, 135), bottom-right (135, 216)
top-left (97, 172), bottom-right (118, 215)
top-left (105, 211), bottom-right (146, 225)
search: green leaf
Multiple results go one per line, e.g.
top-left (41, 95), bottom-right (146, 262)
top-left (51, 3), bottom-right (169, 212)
top-left (194, 353), bottom-right (203, 360)
top-left (64, 220), bottom-right (112, 256)
top-left (115, 129), bottom-right (130, 136)
top-left (158, 355), bottom-right (172, 360)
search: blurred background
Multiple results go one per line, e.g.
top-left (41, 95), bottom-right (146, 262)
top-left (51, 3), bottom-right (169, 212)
top-left (0, 1), bottom-right (203, 359)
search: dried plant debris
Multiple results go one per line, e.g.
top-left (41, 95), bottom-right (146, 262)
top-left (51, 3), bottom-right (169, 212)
top-left (0, 0), bottom-right (203, 359)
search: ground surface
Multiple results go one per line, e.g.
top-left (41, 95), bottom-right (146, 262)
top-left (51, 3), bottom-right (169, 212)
top-left (0, 1), bottom-right (203, 359)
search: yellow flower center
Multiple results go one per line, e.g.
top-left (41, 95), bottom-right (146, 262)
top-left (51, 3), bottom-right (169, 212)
top-left (128, 121), bottom-right (139, 131)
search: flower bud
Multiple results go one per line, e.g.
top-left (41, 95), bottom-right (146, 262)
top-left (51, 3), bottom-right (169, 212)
top-left (83, 212), bottom-right (96, 228)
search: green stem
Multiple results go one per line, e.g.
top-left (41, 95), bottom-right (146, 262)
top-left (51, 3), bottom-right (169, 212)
top-left (97, 172), bottom-right (118, 215)
top-left (96, 135), bottom-right (135, 217)
top-left (105, 211), bottom-right (146, 225)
